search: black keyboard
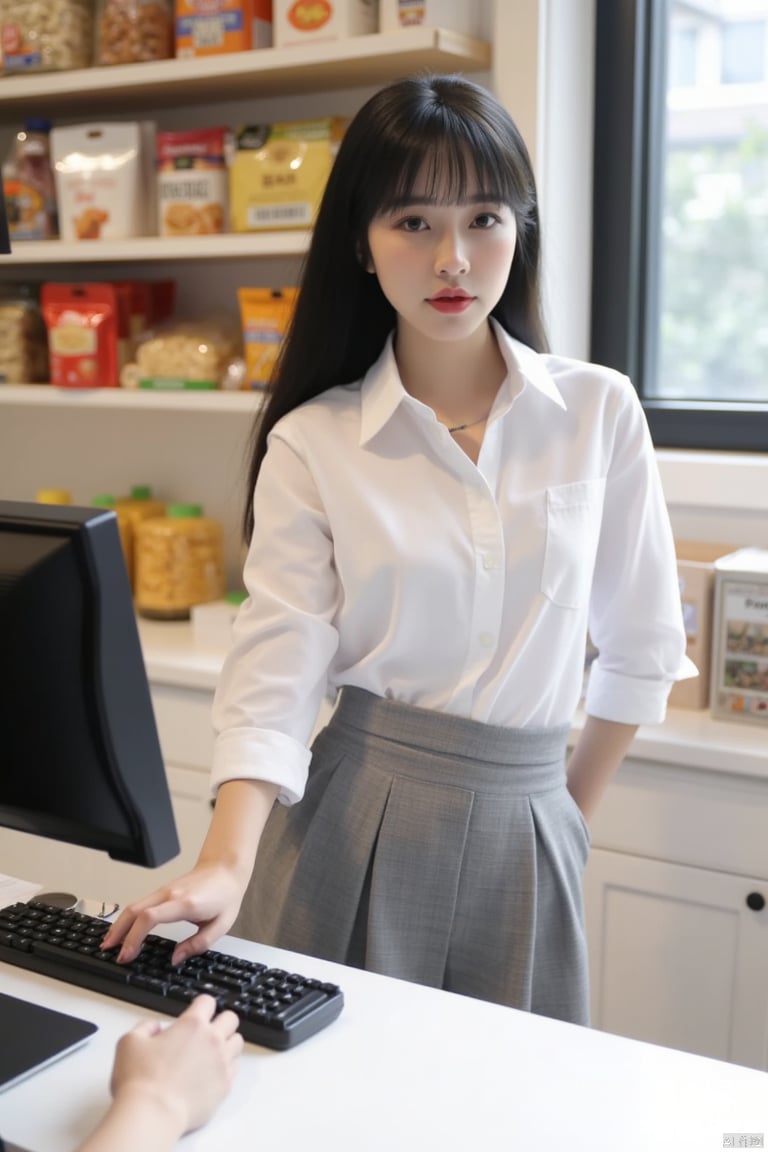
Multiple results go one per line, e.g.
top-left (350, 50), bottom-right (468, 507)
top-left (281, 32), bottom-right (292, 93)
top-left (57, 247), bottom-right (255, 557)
top-left (0, 900), bottom-right (344, 1050)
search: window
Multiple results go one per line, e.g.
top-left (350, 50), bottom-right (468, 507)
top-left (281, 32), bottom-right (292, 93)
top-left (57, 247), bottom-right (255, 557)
top-left (721, 19), bottom-right (766, 84)
top-left (591, 0), bottom-right (768, 451)
top-left (670, 24), bottom-right (698, 86)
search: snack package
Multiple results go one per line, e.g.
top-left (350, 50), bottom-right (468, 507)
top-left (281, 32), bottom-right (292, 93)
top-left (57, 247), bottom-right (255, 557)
top-left (175, 0), bottom-right (272, 57)
top-left (0, 283), bottom-right (49, 383)
top-left (2, 118), bottom-right (58, 241)
top-left (41, 283), bottom-right (120, 388)
top-left (157, 127), bottom-right (230, 236)
top-left (96, 0), bottom-right (174, 64)
top-left (229, 118), bottom-right (348, 232)
top-left (238, 286), bottom-right (298, 388)
top-left (50, 122), bottom-right (157, 241)
top-left (127, 319), bottom-right (242, 389)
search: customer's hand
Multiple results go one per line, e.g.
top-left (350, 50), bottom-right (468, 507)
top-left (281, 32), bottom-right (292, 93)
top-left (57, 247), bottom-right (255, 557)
top-left (110, 995), bottom-right (243, 1131)
top-left (77, 995), bottom-right (243, 1152)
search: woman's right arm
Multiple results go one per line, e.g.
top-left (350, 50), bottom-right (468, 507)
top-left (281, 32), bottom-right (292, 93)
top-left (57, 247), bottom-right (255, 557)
top-left (101, 777), bottom-right (279, 966)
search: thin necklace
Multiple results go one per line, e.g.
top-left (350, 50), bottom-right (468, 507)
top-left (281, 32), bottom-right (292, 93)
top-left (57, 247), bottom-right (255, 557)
top-left (448, 411), bottom-right (491, 434)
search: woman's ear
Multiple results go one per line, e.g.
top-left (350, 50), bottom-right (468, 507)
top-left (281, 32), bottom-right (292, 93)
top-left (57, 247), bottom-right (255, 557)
top-left (356, 242), bottom-right (375, 274)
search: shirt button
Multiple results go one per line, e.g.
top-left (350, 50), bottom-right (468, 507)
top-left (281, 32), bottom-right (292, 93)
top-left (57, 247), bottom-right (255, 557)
top-left (482, 555), bottom-right (500, 570)
top-left (479, 632), bottom-right (494, 649)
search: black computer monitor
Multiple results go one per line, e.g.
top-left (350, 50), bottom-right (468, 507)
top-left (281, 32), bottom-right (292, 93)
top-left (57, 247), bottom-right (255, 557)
top-left (0, 500), bottom-right (179, 867)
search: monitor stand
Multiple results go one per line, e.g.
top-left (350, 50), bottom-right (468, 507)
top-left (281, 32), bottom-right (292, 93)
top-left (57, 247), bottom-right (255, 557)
top-left (34, 890), bottom-right (79, 910)
top-left (34, 892), bottom-right (119, 918)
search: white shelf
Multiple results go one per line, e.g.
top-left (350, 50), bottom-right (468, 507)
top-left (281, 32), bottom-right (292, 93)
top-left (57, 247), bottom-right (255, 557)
top-left (0, 383), bottom-right (266, 413)
top-left (0, 29), bottom-right (491, 115)
top-left (0, 232), bottom-right (310, 266)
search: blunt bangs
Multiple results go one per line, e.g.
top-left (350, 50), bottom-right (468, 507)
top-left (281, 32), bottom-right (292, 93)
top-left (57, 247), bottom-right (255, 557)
top-left (352, 82), bottom-right (536, 230)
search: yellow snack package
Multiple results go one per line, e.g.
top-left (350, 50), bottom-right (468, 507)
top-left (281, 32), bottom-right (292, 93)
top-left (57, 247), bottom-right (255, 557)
top-left (238, 286), bottom-right (298, 389)
top-left (229, 118), bottom-right (348, 232)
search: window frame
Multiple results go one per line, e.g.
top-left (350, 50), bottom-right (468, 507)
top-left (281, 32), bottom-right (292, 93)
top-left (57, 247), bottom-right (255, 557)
top-left (590, 0), bottom-right (768, 452)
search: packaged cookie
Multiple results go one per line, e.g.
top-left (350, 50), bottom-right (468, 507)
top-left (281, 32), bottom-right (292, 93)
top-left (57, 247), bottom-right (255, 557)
top-left (96, 0), bottom-right (173, 64)
top-left (157, 127), bottom-right (230, 237)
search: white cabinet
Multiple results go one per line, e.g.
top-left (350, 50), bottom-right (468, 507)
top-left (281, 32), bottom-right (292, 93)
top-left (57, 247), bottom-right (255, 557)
top-left (580, 746), bottom-right (768, 1071)
top-left (584, 849), bottom-right (768, 1070)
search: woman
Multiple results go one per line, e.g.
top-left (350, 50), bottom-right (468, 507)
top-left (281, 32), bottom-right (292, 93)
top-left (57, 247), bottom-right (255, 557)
top-left (104, 74), bottom-right (694, 1025)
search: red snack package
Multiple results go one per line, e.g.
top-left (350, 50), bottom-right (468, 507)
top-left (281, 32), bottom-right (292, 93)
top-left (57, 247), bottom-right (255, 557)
top-left (41, 282), bottom-right (119, 388)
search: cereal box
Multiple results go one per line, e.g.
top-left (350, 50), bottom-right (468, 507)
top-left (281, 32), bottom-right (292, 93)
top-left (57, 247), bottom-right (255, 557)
top-left (175, 0), bottom-right (272, 56)
top-left (273, 0), bottom-right (377, 47)
top-left (229, 118), bottom-right (347, 231)
top-left (710, 547), bottom-right (768, 726)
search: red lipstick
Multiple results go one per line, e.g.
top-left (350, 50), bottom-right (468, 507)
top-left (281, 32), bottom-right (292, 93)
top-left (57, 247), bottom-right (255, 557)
top-left (427, 288), bottom-right (475, 314)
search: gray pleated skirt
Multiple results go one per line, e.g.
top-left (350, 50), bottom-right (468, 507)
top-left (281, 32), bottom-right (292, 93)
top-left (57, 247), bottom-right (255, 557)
top-left (231, 687), bottom-right (591, 1025)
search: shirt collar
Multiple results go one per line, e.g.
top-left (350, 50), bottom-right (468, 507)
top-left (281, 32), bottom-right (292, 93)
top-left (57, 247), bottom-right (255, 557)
top-left (358, 319), bottom-right (566, 447)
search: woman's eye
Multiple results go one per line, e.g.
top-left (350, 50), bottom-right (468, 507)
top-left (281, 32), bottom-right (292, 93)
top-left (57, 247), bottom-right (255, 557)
top-left (473, 213), bottom-right (500, 229)
top-left (399, 216), bottom-right (427, 232)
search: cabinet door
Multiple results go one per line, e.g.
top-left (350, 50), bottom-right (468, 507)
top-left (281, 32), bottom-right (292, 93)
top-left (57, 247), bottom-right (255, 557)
top-left (584, 847), bottom-right (768, 1071)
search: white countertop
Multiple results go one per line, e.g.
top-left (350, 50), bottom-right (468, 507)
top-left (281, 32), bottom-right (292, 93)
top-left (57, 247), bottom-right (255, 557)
top-left (1, 928), bottom-right (766, 1152)
top-left (137, 618), bottom-right (768, 781)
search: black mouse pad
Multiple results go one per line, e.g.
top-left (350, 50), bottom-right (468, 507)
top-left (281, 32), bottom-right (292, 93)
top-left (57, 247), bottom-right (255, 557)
top-left (0, 992), bottom-right (97, 1092)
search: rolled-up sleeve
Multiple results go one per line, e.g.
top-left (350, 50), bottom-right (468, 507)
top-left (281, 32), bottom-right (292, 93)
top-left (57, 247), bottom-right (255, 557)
top-left (210, 431), bottom-right (340, 804)
top-left (585, 379), bottom-right (697, 725)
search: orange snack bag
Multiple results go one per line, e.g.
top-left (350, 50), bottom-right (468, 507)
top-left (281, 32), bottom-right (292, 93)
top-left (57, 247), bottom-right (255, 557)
top-left (41, 283), bottom-right (119, 388)
top-left (238, 286), bottom-right (298, 388)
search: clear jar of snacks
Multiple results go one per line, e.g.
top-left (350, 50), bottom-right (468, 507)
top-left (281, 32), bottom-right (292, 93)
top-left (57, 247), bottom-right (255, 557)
top-left (95, 0), bottom-right (173, 65)
top-left (0, 0), bottom-right (94, 73)
top-left (36, 488), bottom-right (72, 505)
top-left (115, 484), bottom-right (166, 530)
top-left (134, 503), bottom-right (225, 620)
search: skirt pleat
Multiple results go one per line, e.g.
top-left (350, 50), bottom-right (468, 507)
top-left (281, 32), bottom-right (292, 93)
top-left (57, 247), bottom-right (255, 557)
top-left (231, 687), bottom-right (591, 1025)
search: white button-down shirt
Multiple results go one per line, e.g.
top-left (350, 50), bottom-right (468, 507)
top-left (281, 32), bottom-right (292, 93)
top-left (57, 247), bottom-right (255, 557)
top-left (212, 321), bottom-right (695, 804)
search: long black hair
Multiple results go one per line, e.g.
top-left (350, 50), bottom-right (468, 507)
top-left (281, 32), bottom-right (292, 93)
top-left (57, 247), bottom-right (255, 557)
top-left (243, 73), bottom-right (548, 540)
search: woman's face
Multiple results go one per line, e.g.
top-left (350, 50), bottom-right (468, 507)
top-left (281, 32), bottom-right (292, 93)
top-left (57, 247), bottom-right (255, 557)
top-left (366, 164), bottom-right (517, 347)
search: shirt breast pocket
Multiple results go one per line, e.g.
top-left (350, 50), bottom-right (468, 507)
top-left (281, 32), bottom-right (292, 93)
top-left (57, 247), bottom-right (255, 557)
top-left (540, 478), bottom-right (606, 610)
